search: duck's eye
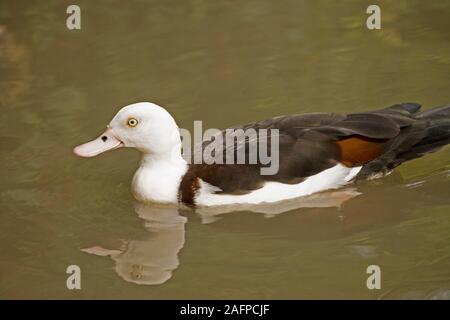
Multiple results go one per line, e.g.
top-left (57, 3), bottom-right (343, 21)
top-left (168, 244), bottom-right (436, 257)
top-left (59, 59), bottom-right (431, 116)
top-left (127, 118), bottom-right (139, 127)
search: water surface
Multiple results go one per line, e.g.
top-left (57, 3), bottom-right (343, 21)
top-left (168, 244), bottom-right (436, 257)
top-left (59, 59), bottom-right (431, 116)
top-left (1, 0), bottom-right (450, 299)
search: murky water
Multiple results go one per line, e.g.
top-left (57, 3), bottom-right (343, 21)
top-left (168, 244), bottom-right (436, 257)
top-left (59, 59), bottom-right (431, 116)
top-left (1, 0), bottom-right (450, 299)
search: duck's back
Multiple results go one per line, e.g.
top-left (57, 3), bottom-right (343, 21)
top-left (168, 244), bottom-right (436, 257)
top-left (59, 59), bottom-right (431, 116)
top-left (179, 102), bottom-right (450, 207)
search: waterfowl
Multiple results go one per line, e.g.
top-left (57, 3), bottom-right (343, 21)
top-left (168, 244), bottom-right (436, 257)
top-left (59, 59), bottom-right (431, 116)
top-left (74, 102), bottom-right (450, 207)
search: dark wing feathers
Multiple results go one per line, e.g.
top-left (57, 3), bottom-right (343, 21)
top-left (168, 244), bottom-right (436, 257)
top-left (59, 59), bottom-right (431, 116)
top-left (315, 113), bottom-right (401, 139)
top-left (179, 102), bottom-right (430, 204)
top-left (386, 102), bottom-right (422, 114)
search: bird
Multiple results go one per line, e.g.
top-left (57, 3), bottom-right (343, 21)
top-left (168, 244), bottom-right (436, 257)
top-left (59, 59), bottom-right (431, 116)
top-left (73, 102), bottom-right (450, 208)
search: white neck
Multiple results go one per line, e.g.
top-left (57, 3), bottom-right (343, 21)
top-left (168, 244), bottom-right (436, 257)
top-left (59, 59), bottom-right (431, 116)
top-left (131, 151), bottom-right (188, 204)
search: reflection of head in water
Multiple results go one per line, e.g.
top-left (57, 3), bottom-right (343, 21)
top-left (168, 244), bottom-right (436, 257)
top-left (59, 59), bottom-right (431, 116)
top-left (83, 189), bottom-right (360, 285)
top-left (84, 170), bottom-right (450, 285)
top-left (83, 203), bottom-right (186, 285)
top-left (83, 190), bottom-right (358, 284)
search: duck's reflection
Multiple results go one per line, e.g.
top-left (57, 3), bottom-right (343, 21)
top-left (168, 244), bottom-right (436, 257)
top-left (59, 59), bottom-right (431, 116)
top-left (200, 170), bottom-right (450, 243)
top-left (82, 203), bottom-right (186, 285)
top-left (81, 189), bottom-right (358, 285)
top-left (196, 188), bottom-right (361, 223)
top-left (81, 169), bottom-right (449, 286)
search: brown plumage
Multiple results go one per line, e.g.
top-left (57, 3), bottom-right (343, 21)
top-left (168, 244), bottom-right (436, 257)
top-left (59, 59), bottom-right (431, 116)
top-left (179, 102), bottom-right (450, 206)
top-left (336, 136), bottom-right (386, 167)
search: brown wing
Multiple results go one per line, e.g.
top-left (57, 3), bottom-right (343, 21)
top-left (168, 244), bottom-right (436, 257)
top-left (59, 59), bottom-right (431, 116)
top-left (336, 136), bottom-right (387, 167)
top-left (179, 103), bottom-right (423, 205)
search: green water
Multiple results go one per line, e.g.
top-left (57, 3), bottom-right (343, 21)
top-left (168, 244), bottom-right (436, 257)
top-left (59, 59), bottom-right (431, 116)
top-left (1, 0), bottom-right (449, 299)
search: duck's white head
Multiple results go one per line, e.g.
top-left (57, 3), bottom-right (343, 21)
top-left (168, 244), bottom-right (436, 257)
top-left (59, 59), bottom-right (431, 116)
top-left (74, 102), bottom-right (182, 158)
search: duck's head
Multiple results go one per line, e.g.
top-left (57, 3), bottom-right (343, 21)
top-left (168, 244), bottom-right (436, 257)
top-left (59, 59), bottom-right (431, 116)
top-left (73, 102), bottom-right (181, 158)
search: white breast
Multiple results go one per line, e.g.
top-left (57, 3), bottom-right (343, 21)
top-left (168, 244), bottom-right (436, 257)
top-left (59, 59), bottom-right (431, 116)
top-left (195, 163), bottom-right (362, 206)
top-left (132, 159), bottom-right (188, 204)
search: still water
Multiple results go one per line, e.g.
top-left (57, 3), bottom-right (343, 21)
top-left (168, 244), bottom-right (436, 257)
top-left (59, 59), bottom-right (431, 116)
top-left (1, 0), bottom-right (450, 299)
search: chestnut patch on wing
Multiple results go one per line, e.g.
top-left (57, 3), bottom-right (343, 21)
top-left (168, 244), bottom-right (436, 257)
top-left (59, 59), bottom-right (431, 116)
top-left (336, 136), bottom-right (386, 167)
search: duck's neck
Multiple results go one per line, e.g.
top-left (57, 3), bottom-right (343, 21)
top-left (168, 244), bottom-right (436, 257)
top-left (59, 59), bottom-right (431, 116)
top-left (132, 151), bottom-right (188, 204)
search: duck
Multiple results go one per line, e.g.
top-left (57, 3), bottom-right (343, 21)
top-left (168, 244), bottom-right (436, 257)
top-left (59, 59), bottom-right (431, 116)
top-left (74, 102), bottom-right (450, 207)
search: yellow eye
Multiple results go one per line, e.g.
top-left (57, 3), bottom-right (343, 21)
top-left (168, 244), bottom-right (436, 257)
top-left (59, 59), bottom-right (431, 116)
top-left (127, 117), bottom-right (138, 127)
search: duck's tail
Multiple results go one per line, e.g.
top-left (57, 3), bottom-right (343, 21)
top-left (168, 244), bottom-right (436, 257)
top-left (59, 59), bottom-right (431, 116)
top-left (394, 104), bottom-right (450, 164)
top-left (356, 103), bottom-right (450, 180)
